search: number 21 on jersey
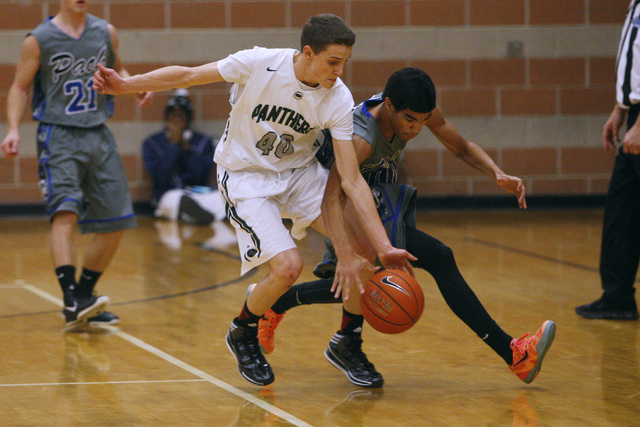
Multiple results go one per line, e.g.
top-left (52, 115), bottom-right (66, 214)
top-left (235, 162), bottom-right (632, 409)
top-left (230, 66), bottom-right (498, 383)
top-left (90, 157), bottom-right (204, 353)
top-left (64, 78), bottom-right (98, 115)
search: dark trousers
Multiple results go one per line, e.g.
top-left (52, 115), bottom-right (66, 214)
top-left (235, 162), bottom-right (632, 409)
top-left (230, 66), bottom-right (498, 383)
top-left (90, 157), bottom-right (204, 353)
top-left (600, 104), bottom-right (640, 302)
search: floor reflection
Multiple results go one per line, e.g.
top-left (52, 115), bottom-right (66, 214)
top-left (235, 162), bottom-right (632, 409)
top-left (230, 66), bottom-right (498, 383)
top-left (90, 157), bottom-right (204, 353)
top-left (598, 322), bottom-right (640, 425)
top-left (229, 387), bottom-right (285, 427)
top-left (325, 389), bottom-right (385, 426)
top-left (154, 219), bottom-right (237, 252)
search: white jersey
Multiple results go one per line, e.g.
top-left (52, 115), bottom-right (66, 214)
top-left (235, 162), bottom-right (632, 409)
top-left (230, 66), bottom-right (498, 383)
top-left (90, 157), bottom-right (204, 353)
top-left (215, 47), bottom-right (354, 172)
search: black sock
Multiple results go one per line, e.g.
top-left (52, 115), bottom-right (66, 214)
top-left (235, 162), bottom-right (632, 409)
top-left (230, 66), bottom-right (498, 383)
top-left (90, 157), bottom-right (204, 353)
top-left (77, 268), bottom-right (102, 299)
top-left (272, 279), bottom-right (338, 314)
top-left (235, 301), bottom-right (261, 329)
top-left (55, 265), bottom-right (77, 306)
top-left (479, 320), bottom-right (515, 364)
top-left (338, 308), bottom-right (364, 336)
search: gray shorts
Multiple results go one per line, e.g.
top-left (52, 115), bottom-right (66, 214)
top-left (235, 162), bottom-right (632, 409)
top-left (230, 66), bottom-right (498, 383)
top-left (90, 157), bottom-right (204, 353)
top-left (37, 123), bottom-right (136, 234)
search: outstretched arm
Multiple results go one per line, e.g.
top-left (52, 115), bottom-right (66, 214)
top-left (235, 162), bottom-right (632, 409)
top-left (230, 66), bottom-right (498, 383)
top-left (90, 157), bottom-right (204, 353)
top-left (93, 61), bottom-right (224, 95)
top-left (427, 106), bottom-right (527, 209)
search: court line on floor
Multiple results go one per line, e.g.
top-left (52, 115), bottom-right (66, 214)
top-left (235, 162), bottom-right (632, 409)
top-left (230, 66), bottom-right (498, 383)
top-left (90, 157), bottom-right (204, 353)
top-left (20, 283), bottom-right (313, 427)
top-left (0, 379), bottom-right (207, 387)
top-left (0, 267), bottom-right (257, 320)
top-left (464, 238), bottom-right (640, 283)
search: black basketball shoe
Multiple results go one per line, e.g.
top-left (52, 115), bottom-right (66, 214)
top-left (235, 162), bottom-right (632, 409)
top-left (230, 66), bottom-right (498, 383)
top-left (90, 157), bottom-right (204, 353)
top-left (576, 296), bottom-right (639, 320)
top-left (325, 333), bottom-right (384, 388)
top-left (62, 295), bottom-right (109, 327)
top-left (226, 320), bottom-right (275, 386)
top-left (88, 311), bottom-right (121, 327)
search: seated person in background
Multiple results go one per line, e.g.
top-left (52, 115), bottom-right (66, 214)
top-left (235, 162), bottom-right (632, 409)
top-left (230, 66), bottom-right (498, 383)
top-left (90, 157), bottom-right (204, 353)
top-left (143, 89), bottom-right (225, 224)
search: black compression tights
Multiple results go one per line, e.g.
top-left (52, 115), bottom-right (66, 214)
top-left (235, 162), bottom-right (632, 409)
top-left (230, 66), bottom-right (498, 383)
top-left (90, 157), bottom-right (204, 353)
top-left (405, 226), bottom-right (498, 337)
top-left (271, 225), bottom-right (515, 364)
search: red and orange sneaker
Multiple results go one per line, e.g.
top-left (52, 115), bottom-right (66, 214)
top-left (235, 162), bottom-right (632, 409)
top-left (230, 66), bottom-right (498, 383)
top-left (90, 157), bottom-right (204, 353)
top-left (509, 320), bottom-right (556, 384)
top-left (258, 309), bottom-right (286, 354)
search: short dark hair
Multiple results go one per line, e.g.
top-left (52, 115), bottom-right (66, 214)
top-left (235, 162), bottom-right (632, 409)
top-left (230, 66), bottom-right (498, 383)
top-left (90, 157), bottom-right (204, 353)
top-left (300, 14), bottom-right (355, 54)
top-left (165, 93), bottom-right (192, 124)
top-left (382, 68), bottom-right (436, 113)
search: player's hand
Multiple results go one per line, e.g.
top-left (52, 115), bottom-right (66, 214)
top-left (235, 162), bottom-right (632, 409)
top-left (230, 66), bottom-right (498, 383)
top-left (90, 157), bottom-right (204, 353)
top-left (137, 91), bottom-right (154, 108)
top-left (496, 173), bottom-right (527, 209)
top-left (1, 131), bottom-right (20, 158)
top-left (93, 63), bottom-right (125, 95)
top-left (331, 254), bottom-right (378, 301)
top-left (378, 247), bottom-right (416, 277)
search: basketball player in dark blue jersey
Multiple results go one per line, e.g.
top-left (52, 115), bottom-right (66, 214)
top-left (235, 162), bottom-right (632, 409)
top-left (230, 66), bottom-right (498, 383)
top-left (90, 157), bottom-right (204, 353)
top-left (1, 0), bottom-right (152, 327)
top-left (254, 68), bottom-right (556, 388)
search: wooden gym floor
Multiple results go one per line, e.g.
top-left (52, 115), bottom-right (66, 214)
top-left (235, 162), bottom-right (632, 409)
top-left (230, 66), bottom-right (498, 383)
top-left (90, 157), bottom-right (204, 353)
top-left (1, 209), bottom-right (639, 426)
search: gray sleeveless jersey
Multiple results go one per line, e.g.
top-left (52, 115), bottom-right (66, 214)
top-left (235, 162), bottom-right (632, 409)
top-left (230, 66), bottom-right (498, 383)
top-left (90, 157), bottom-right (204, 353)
top-left (30, 14), bottom-right (115, 127)
top-left (314, 94), bottom-right (409, 184)
top-left (313, 95), bottom-right (417, 251)
top-left (354, 95), bottom-right (408, 185)
top-left (353, 96), bottom-right (417, 247)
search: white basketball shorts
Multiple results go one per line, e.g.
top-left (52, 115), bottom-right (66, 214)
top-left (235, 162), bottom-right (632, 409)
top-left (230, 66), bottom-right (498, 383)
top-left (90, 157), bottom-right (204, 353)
top-left (217, 160), bottom-right (329, 275)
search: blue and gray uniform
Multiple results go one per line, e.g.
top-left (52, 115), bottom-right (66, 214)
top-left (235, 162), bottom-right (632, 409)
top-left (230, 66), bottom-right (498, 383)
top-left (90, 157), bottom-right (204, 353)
top-left (32, 14), bottom-right (135, 233)
top-left (292, 92), bottom-right (515, 358)
top-left (316, 95), bottom-right (417, 249)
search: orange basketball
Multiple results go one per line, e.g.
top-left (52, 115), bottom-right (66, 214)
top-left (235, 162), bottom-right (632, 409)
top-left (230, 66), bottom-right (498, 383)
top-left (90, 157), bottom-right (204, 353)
top-left (360, 269), bottom-right (424, 334)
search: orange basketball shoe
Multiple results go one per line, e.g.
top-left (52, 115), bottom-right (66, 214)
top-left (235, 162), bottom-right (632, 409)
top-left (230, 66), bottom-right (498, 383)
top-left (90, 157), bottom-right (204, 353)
top-left (509, 320), bottom-right (556, 384)
top-left (258, 309), bottom-right (286, 354)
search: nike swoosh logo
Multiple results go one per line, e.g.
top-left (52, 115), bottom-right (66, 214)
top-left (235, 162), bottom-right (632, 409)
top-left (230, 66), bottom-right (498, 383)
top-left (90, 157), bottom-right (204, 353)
top-left (66, 302), bottom-right (78, 312)
top-left (57, 273), bottom-right (64, 279)
top-left (381, 276), bottom-right (410, 295)
top-left (267, 67), bottom-right (277, 72)
top-left (514, 351), bottom-right (529, 366)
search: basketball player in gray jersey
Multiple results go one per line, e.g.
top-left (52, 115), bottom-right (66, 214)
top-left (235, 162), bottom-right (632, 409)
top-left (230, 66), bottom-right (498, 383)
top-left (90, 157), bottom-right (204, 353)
top-left (256, 68), bottom-right (556, 388)
top-left (1, 0), bottom-right (152, 327)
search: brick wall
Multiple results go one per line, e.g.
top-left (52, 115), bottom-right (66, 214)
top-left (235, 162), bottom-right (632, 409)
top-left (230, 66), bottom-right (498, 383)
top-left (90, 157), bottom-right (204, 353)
top-left (0, 0), bottom-right (630, 206)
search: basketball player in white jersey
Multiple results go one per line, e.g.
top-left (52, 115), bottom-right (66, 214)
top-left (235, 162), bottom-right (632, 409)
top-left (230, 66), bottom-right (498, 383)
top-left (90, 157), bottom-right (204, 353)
top-left (93, 14), bottom-right (415, 386)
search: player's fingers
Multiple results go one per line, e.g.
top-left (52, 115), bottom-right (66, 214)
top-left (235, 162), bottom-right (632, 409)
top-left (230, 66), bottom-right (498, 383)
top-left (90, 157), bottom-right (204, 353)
top-left (342, 282), bottom-right (350, 301)
top-left (365, 264), bottom-right (379, 278)
top-left (93, 70), bottom-right (105, 84)
top-left (92, 78), bottom-right (104, 93)
top-left (518, 185), bottom-right (527, 209)
top-left (403, 261), bottom-right (415, 277)
top-left (331, 276), bottom-right (339, 293)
